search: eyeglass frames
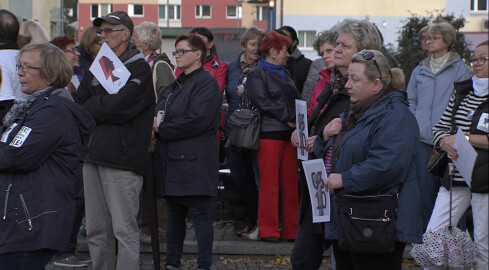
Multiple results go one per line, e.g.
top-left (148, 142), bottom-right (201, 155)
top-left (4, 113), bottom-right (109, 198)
top-left (470, 56), bottom-right (489, 66)
top-left (16, 64), bottom-right (41, 72)
top-left (63, 47), bottom-right (78, 54)
top-left (171, 49), bottom-right (198, 57)
top-left (359, 49), bottom-right (382, 81)
top-left (96, 28), bottom-right (126, 35)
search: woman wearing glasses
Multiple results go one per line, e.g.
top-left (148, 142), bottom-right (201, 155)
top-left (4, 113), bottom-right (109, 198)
top-left (314, 50), bottom-right (420, 269)
top-left (50, 36), bottom-right (83, 94)
top-left (419, 40), bottom-right (488, 270)
top-left (406, 22), bottom-right (471, 231)
top-left (153, 34), bottom-right (222, 270)
top-left (0, 42), bottom-right (94, 269)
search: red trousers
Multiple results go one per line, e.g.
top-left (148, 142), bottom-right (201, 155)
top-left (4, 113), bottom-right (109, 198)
top-left (257, 139), bottom-right (299, 239)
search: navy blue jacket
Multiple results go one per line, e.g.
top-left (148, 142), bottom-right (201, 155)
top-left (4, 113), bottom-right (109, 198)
top-left (0, 88), bottom-right (95, 254)
top-left (154, 68), bottom-right (222, 197)
top-left (314, 91), bottom-right (423, 243)
top-left (225, 52), bottom-right (245, 137)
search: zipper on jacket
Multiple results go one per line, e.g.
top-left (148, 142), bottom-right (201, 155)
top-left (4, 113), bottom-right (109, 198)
top-left (19, 194), bottom-right (33, 231)
top-left (3, 184), bottom-right (12, 219)
top-left (351, 216), bottom-right (390, 222)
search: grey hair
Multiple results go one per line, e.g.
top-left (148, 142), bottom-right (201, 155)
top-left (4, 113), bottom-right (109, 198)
top-left (428, 22), bottom-right (455, 49)
top-left (312, 26), bottom-right (339, 55)
top-left (240, 26), bottom-right (266, 47)
top-left (337, 19), bottom-right (382, 51)
top-left (351, 50), bottom-right (404, 91)
top-left (134, 21), bottom-right (162, 51)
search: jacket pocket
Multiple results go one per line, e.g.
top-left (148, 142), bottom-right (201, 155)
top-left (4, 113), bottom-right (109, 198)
top-left (3, 184), bottom-right (12, 220)
top-left (166, 149), bottom-right (197, 183)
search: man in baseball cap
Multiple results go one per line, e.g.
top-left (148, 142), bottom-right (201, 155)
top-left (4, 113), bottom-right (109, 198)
top-left (73, 10), bottom-right (155, 270)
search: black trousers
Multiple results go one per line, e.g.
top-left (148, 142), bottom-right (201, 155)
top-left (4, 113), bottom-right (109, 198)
top-left (333, 241), bottom-right (406, 270)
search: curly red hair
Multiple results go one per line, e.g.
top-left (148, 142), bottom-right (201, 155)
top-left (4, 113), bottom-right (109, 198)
top-left (49, 36), bottom-right (75, 50)
top-left (259, 31), bottom-right (290, 56)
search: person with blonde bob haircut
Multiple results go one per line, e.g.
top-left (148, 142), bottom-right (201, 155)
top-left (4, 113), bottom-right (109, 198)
top-left (78, 26), bottom-right (103, 73)
top-left (314, 50), bottom-right (423, 269)
top-left (0, 42), bottom-right (94, 270)
top-left (20, 20), bottom-right (49, 45)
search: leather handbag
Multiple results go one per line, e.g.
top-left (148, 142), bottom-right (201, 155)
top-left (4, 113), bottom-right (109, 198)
top-left (337, 194), bottom-right (397, 254)
top-left (426, 148), bottom-right (448, 177)
top-left (226, 108), bottom-right (261, 151)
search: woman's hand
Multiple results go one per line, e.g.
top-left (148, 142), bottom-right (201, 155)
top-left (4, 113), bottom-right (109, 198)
top-left (288, 122), bottom-right (296, 128)
top-left (291, 129), bottom-right (299, 148)
top-left (153, 117), bottom-right (159, 133)
top-left (325, 173), bottom-right (343, 194)
top-left (306, 135), bottom-right (316, 153)
top-left (322, 118), bottom-right (342, 140)
top-left (439, 135), bottom-right (458, 159)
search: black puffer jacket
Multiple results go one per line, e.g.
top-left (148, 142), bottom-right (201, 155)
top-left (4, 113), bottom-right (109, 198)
top-left (73, 43), bottom-right (155, 176)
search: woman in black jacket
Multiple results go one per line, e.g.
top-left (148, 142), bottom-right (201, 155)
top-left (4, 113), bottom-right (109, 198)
top-left (153, 34), bottom-right (222, 270)
top-left (245, 30), bottom-right (300, 243)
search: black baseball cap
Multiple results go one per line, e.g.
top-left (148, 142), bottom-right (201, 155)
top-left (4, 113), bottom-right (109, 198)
top-left (93, 11), bottom-right (134, 34)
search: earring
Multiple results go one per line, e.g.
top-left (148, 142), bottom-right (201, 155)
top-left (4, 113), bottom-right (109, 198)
top-left (272, 56), bottom-right (276, 60)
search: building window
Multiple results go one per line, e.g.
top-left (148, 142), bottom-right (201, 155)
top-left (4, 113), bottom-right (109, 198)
top-left (159, 4), bottom-right (181, 20)
top-left (255, 6), bottom-right (267, 21)
top-left (128, 4), bottom-right (144, 17)
top-left (91, 4), bottom-right (113, 18)
top-left (470, 0), bottom-right (488, 11)
top-left (298, 31), bottom-right (316, 48)
top-left (226, 6), bottom-right (242, 19)
top-left (195, 5), bottom-right (211, 18)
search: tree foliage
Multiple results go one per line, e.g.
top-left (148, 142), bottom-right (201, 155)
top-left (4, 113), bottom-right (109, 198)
top-left (395, 10), bottom-right (471, 75)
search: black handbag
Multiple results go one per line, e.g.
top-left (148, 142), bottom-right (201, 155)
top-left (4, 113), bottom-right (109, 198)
top-left (426, 148), bottom-right (448, 177)
top-left (337, 194), bottom-right (397, 254)
top-left (226, 108), bottom-right (261, 151)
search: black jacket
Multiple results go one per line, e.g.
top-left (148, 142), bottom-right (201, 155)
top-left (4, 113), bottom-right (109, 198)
top-left (0, 88), bottom-right (94, 254)
top-left (73, 43), bottom-right (155, 176)
top-left (154, 68), bottom-right (222, 197)
top-left (246, 65), bottom-right (299, 137)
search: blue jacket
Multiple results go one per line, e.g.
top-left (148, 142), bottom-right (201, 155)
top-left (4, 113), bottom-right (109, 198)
top-left (225, 52), bottom-right (245, 138)
top-left (314, 91), bottom-right (423, 243)
top-left (0, 88), bottom-right (95, 254)
top-left (406, 52), bottom-right (471, 145)
top-left (154, 68), bottom-right (222, 197)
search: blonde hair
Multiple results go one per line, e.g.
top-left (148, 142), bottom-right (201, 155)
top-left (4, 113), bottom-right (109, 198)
top-left (19, 42), bottom-right (72, 89)
top-left (351, 50), bottom-right (405, 91)
top-left (80, 26), bottom-right (102, 57)
top-left (20, 20), bottom-right (49, 44)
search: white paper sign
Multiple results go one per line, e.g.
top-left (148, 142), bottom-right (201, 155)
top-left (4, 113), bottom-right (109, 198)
top-left (89, 43), bottom-right (131, 94)
top-left (295, 99), bottom-right (309, 161)
top-left (302, 159), bottom-right (330, 223)
top-left (453, 129), bottom-right (478, 186)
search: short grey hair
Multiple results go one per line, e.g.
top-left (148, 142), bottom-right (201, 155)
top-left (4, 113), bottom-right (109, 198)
top-left (428, 22), bottom-right (456, 49)
top-left (337, 19), bottom-right (382, 51)
top-left (240, 26), bottom-right (266, 47)
top-left (134, 21), bottom-right (162, 51)
top-left (313, 26), bottom-right (339, 55)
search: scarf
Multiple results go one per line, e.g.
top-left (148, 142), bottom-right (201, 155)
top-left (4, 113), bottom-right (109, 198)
top-left (429, 53), bottom-right (450, 75)
top-left (236, 53), bottom-right (258, 94)
top-left (145, 51), bottom-right (159, 69)
top-left (472, 76), bottom-right (489, 97)
top-left (3, 87), bottom-right (52, 127)
top-left (258, 58), bottom-right (285, 80)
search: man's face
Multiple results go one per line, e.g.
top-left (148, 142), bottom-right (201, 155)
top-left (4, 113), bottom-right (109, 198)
top-left (98, 22), bottom-right (130, 55)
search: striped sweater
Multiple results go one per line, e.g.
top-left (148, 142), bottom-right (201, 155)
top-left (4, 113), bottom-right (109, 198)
top-left (433, 90), bottom-right (487, 182)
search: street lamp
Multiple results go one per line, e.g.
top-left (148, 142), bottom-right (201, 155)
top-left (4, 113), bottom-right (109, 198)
top-left (268, 0), bottom-right (275, 9)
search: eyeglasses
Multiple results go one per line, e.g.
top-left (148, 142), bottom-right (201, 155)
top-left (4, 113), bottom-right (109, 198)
top-left (470, 56), bottom-right (489, 66)
top-left (359, 49), bottom-right (382, 81)
top-left (172, 49), bottom-right (198, 57)
top-left (16, 64), bottom-right (41, 72)
top-left (425, 35), bottom-right (442, 42)
top-left (96, 28), bottom-right (126, 35)
top-left (63, 47), bottom-right (78, 54)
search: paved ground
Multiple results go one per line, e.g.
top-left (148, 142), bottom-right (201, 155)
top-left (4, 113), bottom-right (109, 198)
top-left (46, 220), bottom-right (423, 270)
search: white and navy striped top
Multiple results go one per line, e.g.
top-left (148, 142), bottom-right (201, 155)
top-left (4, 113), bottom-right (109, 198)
top-left (433, 90), bottom-right (487, 182)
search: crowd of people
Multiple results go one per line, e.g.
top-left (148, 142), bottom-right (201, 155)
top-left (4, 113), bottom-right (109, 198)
top-left (0, 8), bottom-right (487, 270)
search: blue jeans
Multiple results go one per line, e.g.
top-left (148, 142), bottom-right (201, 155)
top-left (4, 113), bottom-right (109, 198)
top-left (226, 148), bottom-right (259, 226)
top-left (166, 200), bottom-right (213, 269)
top-left (0, 249), bottom-right (55, 270)
top-left (55, 162), bottom-right (85, 260)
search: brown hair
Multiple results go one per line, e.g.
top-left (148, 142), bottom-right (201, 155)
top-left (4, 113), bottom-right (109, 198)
top-left (175, 34), bottom-right (207, 65)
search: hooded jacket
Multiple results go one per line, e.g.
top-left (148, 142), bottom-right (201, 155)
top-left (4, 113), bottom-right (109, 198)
top-left (73, 43), bottom-right (156, 176)
top-left (406, 52), bottom-right (471, 145)
top-left (314, 91), bottom-right (423, 243)
top-left (0, 88), bottom-right (95, 254)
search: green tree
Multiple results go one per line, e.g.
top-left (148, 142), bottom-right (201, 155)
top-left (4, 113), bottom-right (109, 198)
top-left (395, 10), bottom-right (471, 76)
